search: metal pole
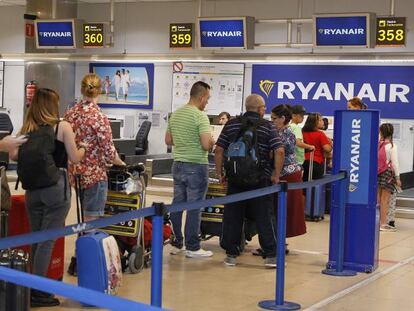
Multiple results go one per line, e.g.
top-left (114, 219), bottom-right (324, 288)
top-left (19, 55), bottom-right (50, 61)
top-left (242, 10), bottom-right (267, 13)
top-left (150, 202), bottom-right (165, 307)
top-left (109, 0), bottom-right (115, 47)
top-left (322, 172), bottom-right (357, 277)
top-left (390, 0), bottom-right (395, 16)
top-left (259, 182), bottom-right (300, 311)
top-left (287, 20), bottom-right (292, 47)
top-left (198, 0), bottom-right (202, 17)
top-left (276, 183), bottom-right (287, 304)
top-left (297, 0), bottom-right (303, 43)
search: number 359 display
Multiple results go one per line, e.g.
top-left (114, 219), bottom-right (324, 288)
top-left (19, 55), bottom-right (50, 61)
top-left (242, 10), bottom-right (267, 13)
top-left (376, 17), bottom-right (406, 47)
top-left (170, 23), bottom-right (194, 49)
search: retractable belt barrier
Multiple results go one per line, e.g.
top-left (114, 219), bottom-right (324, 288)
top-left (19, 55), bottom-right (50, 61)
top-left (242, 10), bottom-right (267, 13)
top-left (0, 172), bottom-right (347, 311)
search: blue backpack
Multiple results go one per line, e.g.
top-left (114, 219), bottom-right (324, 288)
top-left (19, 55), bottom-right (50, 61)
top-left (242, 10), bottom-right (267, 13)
top-left (224, 117), bottom-right (266, 188)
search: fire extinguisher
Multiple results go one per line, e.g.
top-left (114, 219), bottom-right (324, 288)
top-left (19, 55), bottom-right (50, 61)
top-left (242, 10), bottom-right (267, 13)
top-left (25, 81), bottom-right (37, 107)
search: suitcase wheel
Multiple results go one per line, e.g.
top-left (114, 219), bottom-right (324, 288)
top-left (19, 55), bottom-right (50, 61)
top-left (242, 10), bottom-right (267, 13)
top-left (128, 246), bottom-right (144, 274)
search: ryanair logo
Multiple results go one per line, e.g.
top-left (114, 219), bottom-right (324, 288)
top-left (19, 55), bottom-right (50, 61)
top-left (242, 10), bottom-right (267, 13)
top-left (39, 31), bottom-right (72, 38)
top-left (201, 31), bottom-right (242, 37)
top-left (348, 183), bottom-right (357, 192)
top-left (71, 223), bottom-right (87, 233)
top-left (318, 28), bottom-right (364, 35)
top-left (259, 80), bottom-right (276, 98)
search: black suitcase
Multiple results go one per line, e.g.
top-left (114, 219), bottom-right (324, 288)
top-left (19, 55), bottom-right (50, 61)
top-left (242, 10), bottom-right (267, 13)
top-left (0, 249), bottom-right (30, 311)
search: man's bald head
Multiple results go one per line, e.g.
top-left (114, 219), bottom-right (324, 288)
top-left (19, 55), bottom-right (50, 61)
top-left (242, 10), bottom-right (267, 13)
top-left (245, 94), bottom-right (266, 116)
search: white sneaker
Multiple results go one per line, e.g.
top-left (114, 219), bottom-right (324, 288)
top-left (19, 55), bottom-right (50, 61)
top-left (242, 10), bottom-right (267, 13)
top-left (170, 245), bottom-right (185, 255)
top-left (185, 249), bottom-right (213, 258)
top-left (380, 225), bottom-right (396, 232)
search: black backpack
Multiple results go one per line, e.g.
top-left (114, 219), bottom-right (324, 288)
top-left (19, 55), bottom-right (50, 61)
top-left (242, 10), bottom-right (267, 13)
top-left (224, 117), bottom-right (266, 188)
top-left (17, 125), bottom-right (60, 190)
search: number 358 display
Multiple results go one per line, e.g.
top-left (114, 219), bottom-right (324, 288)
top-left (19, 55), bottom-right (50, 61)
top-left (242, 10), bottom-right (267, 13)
top-left (376, 17), bottom-right (406, 47)
top-left (170, 23), bottom-right (194, 49)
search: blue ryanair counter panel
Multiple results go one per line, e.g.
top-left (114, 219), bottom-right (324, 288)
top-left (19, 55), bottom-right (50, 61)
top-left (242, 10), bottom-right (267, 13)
top-left (328, 110), bottom-right (380, 273)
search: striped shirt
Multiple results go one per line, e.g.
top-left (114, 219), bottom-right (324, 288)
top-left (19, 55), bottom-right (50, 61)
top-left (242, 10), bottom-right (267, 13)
top-left (216, 112), bottom-right (282, 177)
top-left (167, 104), bottom-right (211, 164)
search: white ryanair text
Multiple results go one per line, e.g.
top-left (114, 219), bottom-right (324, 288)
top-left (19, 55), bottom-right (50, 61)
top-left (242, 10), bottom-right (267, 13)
top-left (39, 31), bottom-right (72, 37)
top-left (321, 28), bottom-right (364, 35)
top-left (204, 31), bottom-right (242, 37)
top-left (350, 119), bottom-right (361, 185)
top-left (274, 82), bottom-right (409, 103)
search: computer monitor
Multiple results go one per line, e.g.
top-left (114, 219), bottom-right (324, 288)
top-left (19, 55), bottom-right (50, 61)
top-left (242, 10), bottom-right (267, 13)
top-left (109, 120), bottom-right (121, 139)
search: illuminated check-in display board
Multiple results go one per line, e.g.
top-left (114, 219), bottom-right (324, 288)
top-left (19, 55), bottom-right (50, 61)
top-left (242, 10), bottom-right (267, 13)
top-left (169, 23), bottom-right (194, 49)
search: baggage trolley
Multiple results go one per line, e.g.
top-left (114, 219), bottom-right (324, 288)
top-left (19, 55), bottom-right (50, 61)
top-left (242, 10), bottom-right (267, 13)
top-left (102, 164), bottom-right (149, 274)
top-left (200, 181), bottom-right (256, 251)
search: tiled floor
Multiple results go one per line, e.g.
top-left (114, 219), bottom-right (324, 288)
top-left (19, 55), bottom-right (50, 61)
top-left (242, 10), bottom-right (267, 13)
top-left (9, 185), bottom-right (414, 311)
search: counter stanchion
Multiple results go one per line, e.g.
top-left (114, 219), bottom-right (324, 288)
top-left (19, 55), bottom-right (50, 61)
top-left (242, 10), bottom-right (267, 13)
top-left (258, 182), bottom-right (301, 311)
top-left (151, 202), bottom-right (165, 307)
top-left (322, 171), bottom-right (356, 277)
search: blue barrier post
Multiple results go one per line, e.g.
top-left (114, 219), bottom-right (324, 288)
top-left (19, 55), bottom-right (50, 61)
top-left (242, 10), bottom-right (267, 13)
top-left (322, 171), bottom-right (356, 277)
top-left (151, 202), bottom-right (165, 307)
top-left (259, 182), bottom-right (301, 311)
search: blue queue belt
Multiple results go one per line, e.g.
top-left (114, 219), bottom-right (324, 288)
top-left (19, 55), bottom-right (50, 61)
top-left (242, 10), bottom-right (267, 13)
top-left (0, 172), bottom-right (345, 251)
top-left (0, 172), bottom-right (346, 310)
top-left (0, 266), bottom-right (165, 311)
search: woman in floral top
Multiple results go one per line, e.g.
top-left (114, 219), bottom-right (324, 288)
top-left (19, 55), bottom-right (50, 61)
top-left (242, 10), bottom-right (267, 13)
top-left (65, 73), bottom-right (125, 222)
top-left (271, 104), bottom-right (306, 238)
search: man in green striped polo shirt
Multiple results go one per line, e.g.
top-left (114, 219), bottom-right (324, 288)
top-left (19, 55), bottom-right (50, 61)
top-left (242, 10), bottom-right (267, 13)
top-left (165, 81), bottom-right (214, 258)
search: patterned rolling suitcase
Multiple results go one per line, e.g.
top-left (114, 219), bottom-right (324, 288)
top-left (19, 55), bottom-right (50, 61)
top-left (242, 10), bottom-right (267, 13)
top-left (77, 231), bottom-right (122, 295)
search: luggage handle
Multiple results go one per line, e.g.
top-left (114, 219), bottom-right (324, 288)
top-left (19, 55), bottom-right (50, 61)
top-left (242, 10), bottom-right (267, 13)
top-left (308, 150), bottom-right (314, 181)
top-left (74, 174), bottom-right (85, 235)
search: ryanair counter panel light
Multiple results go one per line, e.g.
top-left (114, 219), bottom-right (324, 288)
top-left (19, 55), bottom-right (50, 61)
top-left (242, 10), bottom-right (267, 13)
top-left (197, 17), bottom-right (255, 49)
top-left (35, 19), bottom-right (82, 49)
top-left (313, 13), bottom-right (376, 48)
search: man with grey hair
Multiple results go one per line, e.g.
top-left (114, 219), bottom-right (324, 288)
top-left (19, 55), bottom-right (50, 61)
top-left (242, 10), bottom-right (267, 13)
top-left (215, 94), bottom-right (283, 267)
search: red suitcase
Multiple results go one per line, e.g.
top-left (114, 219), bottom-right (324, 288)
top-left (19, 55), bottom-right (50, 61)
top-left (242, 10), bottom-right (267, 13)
top-left (8, 195), bottom-right (65, 280)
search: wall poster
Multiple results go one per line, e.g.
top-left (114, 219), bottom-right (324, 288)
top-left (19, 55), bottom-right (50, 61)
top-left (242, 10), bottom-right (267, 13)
top-left (172, 62), bottom-right (244, 116)
top-left (90, 63), bottom-right (154, 109)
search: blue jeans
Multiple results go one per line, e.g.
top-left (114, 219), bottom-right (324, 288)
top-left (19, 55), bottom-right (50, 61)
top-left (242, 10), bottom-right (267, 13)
top-left (26, 170), bottom-right (71, 277)
top-left (170, 161), bottom-right (208, 251)
top-left (82, 181), bottom-right (108, 217)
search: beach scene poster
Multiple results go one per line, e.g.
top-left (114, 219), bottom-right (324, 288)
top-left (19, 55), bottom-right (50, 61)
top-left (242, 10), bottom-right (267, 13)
top-left (89, 63), bottom-right (154, 109)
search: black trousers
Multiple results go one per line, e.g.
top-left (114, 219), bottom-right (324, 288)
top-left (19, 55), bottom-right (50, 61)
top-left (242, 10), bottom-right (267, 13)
top-left (221, 179), bottom-right (276, 257)
top-left (302, 160), bottom-right (324, 182)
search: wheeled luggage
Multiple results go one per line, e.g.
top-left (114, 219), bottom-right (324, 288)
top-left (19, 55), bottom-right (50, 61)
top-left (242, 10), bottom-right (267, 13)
top-left (304, 152), bottom-right (326, 221)
top-left (103, 164), bottom-right (165, 274)
top-left (0, 249), bottom-right (30, 311)
top-left (76, 230), bottom-right (122, 295)
top-left (200, 182), bottom-right (256, 249)
top-left (7, 194), bottom-right (65, 280)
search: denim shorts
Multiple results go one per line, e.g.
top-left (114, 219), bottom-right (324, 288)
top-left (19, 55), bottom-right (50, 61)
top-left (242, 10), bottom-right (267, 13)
top-left (82, 181), bottom-right (108, 217)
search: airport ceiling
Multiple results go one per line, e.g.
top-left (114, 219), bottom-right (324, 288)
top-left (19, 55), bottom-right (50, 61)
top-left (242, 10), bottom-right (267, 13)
top-left (0, 0), bottom-right (203, 5)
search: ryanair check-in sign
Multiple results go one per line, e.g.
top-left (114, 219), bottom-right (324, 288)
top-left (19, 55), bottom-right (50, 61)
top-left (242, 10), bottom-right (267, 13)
top-left (334, 111), bottom-right (379, 205)
top-left (251, 64), bottom-right (414, 119)
top-left (35, 20), bottom-right (76, 48)
top-left (314, 14), bottom-right (374, 47)
top-left (198, 17), bottom-right (254, 49)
